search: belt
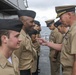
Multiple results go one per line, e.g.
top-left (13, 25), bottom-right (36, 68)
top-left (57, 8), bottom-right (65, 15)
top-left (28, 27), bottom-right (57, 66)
top-left (20, 69), bottom-right (31, 75)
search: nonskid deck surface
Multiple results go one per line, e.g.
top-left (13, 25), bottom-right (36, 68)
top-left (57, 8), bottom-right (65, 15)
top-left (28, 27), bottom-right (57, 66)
top-left (38, 46), bottom-right (62, 75)
top-left (38, 46), bottom-right (51, 75)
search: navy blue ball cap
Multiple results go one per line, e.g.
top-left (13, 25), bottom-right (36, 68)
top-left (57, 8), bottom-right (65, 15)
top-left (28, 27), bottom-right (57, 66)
top-left (0, 19), bottom-right (23, 32)
top-left (34, 20), bottom-right (41, 26)
top-left (17, 10), bottom-right (36, 19)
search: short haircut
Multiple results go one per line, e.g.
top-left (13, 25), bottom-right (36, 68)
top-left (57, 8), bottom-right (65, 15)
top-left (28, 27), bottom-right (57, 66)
top-left (0, 30), bottom-right (10, 46)
top-left (28, 29), bottom-right (38, 37)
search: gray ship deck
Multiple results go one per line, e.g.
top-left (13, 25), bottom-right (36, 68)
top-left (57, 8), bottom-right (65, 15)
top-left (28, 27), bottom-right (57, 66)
top-left (38, 46), bottom-right (62, 75)
top-left (39, 46), bottom-right (51, 75)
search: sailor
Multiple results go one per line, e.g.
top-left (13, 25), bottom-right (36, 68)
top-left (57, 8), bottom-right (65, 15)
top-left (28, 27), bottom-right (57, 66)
top-left (45, 19), bottom-right (63, 75)
top-left (14, 10), bottom-right (36, 75)
top-left (0, 19), bottom-right (23, 75)
top-left (28, 29), bottom-right (39, 75)
top-left (34, 20), bottom-right (41, 73)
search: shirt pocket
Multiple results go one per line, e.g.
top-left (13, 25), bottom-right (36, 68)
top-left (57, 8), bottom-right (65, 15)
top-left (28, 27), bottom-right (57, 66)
top-left (63, 34), bottom-right (71, 53)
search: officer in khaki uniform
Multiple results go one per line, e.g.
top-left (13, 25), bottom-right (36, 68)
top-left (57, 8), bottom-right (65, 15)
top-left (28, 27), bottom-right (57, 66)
top-left (55, 5), bottom-right (76, 75)
top-left (37, 5), bottom-right (76, 75)
top-left (0, 19), bottom-right (23, 75)
top-left (45, 19), bottom-right (63, 75)
top-left (14, 10), bottom-right (36, 75)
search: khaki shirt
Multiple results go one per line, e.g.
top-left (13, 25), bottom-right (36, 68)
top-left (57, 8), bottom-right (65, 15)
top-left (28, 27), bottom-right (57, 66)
top-left (31, 41), bottom-right (40, 72)
top-left (61, 21), bottom-right (76, 68)
top-left (33, 41), bottom-right (40, 54)
top-left (0, 53), bottom-right (19, 75)
top-left (49, 28), bottom-right (63, 57)
top-left (31, 44), bottom-right (37, 73)
top-left (14, 29), bottom-right (35, 70)
top-left (49, 28), bottom-right (62, 43)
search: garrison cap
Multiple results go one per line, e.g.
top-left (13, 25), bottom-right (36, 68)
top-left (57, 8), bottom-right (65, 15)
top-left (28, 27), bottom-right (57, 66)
top-left (34, 20), bottom-right (41, 26)
top-left (45, 19), bottom-right (54, 27)
top-left (55, 5), bottom-right (76, 18)
top-left (0, 19), bottom-right (23, 32)
top-left (17, 10), bottom-right (36, 18)
top-left (54, 20), bottom-right (62, 27)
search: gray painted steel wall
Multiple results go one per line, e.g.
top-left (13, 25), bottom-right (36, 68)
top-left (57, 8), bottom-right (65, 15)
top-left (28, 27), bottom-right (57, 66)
top-left (4, 0), bottom-right (26, 9)
top-left (0, 0), bottom-right (27, 19)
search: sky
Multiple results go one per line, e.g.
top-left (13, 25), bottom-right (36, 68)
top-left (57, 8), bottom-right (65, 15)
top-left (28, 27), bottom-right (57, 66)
top-left (25, 0), bottom-right (76, 26)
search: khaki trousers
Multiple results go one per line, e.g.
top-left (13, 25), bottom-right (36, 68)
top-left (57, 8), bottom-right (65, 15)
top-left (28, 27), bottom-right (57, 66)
top-left (49, 50), bottom-right (60, 75)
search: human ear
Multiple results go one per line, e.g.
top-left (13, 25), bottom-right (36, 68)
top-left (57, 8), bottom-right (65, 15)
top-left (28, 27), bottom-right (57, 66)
top-left (1, 35), bottom-right (8, 44)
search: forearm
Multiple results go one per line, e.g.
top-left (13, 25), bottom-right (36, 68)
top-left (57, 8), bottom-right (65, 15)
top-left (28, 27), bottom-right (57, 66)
top-left (46, 41), bottom-right (62, 51)
top-left (37, 38), bottom-right (62, 51)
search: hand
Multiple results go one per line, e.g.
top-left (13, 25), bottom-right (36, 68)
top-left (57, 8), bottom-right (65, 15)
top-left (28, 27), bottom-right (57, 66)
top-left (36, 38), bottom-right (48, 46)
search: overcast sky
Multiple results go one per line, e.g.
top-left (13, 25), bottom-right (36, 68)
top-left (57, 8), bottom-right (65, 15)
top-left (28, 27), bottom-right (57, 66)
top-left (26, 0), bottom-right (76, 26)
